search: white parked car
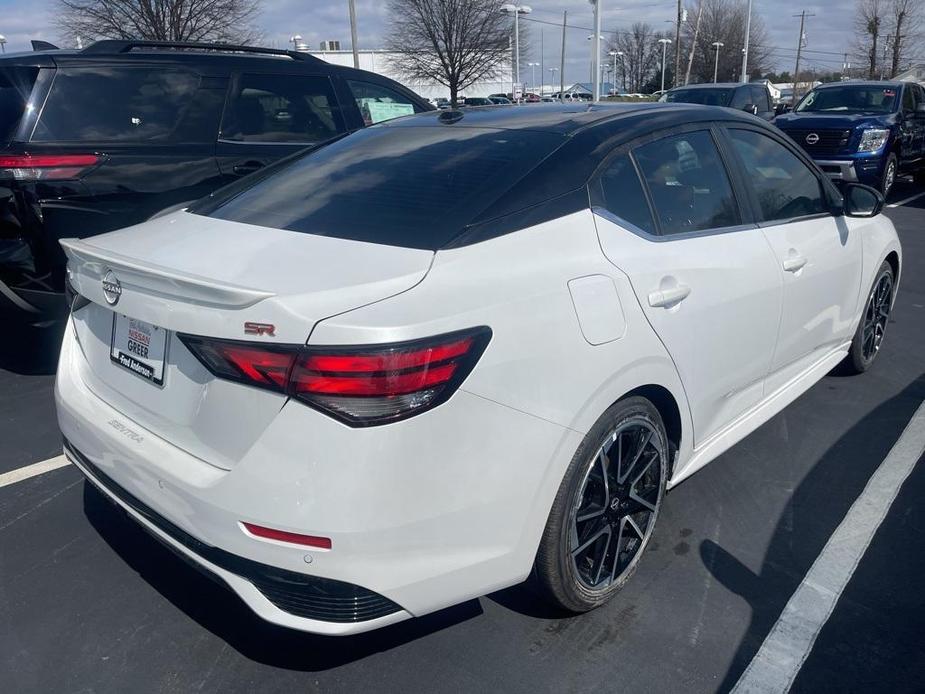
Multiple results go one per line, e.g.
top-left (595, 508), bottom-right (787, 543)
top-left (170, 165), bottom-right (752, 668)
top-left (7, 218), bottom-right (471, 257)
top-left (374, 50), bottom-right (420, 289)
top-left (56, 104), bottom-right (901, 635)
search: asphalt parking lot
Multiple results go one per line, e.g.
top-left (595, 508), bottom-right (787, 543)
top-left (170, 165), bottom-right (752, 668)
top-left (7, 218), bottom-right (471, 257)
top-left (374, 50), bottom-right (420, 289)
top-left (1, 182), bottom-right (924, 693)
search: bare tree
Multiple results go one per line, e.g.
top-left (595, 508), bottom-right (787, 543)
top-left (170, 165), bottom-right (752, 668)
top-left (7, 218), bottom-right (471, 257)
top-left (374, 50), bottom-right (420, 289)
top-left (679, 0), bottom-right (771, 84)
top-left (385, 0), bottom-right (510, 106)
top-left (608, 22), bottom-right (661, 93)
top-left (889, 0), bottom-right (921, 76)
top-left (54, 0), bottom-right (262, 45)
top-left (856, 0), bottom-right (886, 78)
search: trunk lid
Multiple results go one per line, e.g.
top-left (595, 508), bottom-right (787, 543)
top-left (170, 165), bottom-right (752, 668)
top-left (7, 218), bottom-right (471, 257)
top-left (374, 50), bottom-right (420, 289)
top-left (62, 211), bottom-right (434, 469)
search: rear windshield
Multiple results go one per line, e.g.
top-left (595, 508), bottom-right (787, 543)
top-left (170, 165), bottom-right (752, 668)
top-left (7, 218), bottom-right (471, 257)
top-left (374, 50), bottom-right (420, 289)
top-left (795, 86), bottom-right (898, 114)
top-left (193, 125), bottom-right (565, 249)
top-left (31, 66), bottom-right (218, 143)
top-left (0, 66), bottom-right (39, 143)
top-left (664, 88), bottom-right (732, 106)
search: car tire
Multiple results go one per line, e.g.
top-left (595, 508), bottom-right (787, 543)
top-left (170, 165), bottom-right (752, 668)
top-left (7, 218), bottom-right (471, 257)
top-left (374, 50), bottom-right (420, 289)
top-left (881, 153), bottom-right (898, 198)
top-left (842, 261), bottom-right (895, 374)
top-left (534, 396), bottom-right (668, 613)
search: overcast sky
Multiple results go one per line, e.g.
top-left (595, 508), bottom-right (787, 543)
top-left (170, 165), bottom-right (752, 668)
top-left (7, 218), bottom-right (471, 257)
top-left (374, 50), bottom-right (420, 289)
top-left (0, 0), bottom-right (856, 83)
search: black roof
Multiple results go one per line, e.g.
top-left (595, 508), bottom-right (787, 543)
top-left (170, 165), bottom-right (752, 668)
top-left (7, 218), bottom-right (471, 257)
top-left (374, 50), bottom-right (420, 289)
top-left (381, 101), bottom-right (763, 135)
top-left (668, 82), bottom-right (745, 90)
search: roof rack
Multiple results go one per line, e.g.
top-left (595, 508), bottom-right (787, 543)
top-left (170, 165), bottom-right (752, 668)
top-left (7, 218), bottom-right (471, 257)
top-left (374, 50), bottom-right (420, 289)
top-left (80, 40), bottom-right (322, 63)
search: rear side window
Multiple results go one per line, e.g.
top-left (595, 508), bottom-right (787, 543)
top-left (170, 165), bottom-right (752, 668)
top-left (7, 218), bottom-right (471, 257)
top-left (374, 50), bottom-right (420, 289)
top-left (0, 66), bottom-right (39, 143)
top-left (633, 130), bottom-right (739, 235)
top-left (221, 74), bottom-right (344, 143)
top-left (195, 126), bottom-right (565, 249)
top-left (596, 154), bottom-right (655, 234)
top-left (728, 129), bottom-right (826, 221)
top-left (32, 67), bottom-right (211, 143)
top-left (729, 88), bottom-right (750, 110)
top-left (347, 80), bottom-right (422, 126)
top-left (751, 86), bottom-right (770, 112)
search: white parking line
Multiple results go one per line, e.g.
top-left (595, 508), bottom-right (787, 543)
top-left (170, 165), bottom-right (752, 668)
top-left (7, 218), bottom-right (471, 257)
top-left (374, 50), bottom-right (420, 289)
top-left (732, 401), bottom-right (925, 694)
top-left (0, 456), bottom-right (70, 489)
top-left (887, 191), bottom-right (925, 208)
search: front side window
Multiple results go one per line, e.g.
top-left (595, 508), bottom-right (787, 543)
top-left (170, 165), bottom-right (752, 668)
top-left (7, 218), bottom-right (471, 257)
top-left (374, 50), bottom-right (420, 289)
top-left (596, 154), bottom-right (655, 234)
top-left (729, 88), bottom-right (751, 110)
top-left (751, 86), bottom-right (770, 112)
top-left (632, 130), bottom-right (739, 235)
top-left (728, 129), bottom-right (826, 221)
top-left (347, 80), bottom-right (422, 126)
top-left (664, 88), bottom-right (732, 106)
top-left (32, 67), bottom-right (206, 142)
top-left (221, 74), bottom-right (344, 144)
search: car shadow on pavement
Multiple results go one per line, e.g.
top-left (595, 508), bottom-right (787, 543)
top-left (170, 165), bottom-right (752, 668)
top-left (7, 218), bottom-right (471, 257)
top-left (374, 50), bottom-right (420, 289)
top-left (0, 319), bottom-right (66, 376)
top-left (701, 374), bottom-right (925, 692)
top-left (82, 483), bottom-right (484, 671)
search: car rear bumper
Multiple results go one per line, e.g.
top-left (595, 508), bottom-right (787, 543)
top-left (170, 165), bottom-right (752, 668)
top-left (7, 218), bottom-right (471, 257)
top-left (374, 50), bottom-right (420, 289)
top-left (55, 318), bottom-right (579, 634)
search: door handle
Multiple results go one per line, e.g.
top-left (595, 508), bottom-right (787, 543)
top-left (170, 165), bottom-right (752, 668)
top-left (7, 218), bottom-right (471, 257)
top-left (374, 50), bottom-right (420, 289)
top-left (782, 255), bottom-right (808, 273)
top-left (233, 161), bottom-right (264, 176)
top-left (648, 284), bottom-right (691, 308)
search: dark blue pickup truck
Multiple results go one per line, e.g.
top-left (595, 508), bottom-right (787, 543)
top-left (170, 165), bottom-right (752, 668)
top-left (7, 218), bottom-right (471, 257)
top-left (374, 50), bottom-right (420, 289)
top-left (774, 80), bottom-right (925, 197)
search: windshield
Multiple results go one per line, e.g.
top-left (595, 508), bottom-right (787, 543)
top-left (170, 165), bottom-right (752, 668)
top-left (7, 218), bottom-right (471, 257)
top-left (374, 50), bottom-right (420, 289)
top-left (664, 88), bottom-right (732, 106)
top-left (795, 86), bottom-right (898, 113)
top-left (192, 124), bottom-right (565, 250)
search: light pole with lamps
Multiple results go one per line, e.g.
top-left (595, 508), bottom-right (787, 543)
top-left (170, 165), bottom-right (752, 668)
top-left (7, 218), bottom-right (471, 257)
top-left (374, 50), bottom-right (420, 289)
top-left (712, 41), bottom-right (724, 82)
top-left (0, 35), bottom-right (5, 54)
top-left (608, 50), bottom-right (623, 94)
top-left (740, 0), bottom-right (752, 83)
top-left (547, 67), bottom-right (559, 98)
top-left (500, 4), bottom-right (532, 101)
top-left (658, 38), bottom-right (672, 92)
top-left (527, 62), bottom-right (539, 94)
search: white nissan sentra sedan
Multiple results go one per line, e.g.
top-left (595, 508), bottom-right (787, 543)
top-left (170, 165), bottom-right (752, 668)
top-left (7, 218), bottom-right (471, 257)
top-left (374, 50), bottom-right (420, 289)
top-left (56, 103), bottom-right (901, 635)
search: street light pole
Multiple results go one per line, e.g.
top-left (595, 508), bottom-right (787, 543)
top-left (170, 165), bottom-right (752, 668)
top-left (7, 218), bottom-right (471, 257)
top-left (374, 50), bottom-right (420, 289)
top-left (658, 38), bottom-right (672, 92)
top-left (501, 4), bottom-right (533, 101)
top-left (348, 0), bottom-right (359, 68)
top-left (527, 62), bottom-right (539, 94)
top-left (0, 36), bottom-right (6, 54)
top-left (712, 42), bottom-right (724, 83)
top-left (740, 0), bottom-right (752, 82)
top-left (590, 0), bottom-right (603, 101)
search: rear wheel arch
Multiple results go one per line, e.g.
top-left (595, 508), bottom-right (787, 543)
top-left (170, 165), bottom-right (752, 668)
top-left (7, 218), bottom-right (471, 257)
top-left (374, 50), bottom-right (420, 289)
top-left (885, 250), bottom-right (900, 286)
top-left (619, 384), bottom-right (682, 474)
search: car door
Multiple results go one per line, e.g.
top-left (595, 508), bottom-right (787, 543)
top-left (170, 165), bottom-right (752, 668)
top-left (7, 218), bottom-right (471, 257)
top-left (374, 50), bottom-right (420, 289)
top-left (723, 125), bottom-right (864, 394)
top-left (897, 83), bottom-right (920, 169)
top-left (215, 72), bottom-right (348, 182)
top-left (591, 127), bottom-right (783, 447)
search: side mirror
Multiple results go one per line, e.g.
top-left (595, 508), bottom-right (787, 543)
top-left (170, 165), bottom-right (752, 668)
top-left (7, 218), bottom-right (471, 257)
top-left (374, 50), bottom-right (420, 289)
top-left (774, 103), bottom-right (791, 116)
top-left (842, 182), bottom-right (884, 218)
top-left (743, 103), bottom-right (758, 115)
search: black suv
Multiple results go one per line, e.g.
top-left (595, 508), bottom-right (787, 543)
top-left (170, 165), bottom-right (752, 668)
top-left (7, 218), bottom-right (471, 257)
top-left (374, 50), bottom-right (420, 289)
top-left (0, 40), bottom-right (432, 323)
top-left (660, 82), bottom-right (776, 121)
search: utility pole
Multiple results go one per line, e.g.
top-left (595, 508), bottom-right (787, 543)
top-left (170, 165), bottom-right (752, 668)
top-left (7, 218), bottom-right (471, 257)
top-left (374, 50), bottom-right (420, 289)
top-left (540, 29), bottom-right (544, 96)
top-left (712, 42), bottom-right (724, 83)
top-left (791, 11), bottom-right (814, 105)
top-left (348, 0), bottom-right (359, 69)
top-left (560, 10), bottom-right (567, 99)
top-left (673, 0), bottom-right (682, 88)
top-left (740, 0), bottom-right (753, 82)
top-left (684, 3), bottom-right (703, 86)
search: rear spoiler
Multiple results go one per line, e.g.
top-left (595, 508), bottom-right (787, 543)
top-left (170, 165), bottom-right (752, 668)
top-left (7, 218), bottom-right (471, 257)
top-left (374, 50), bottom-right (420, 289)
top-left (31, 40), bottom-right (60, 51)
top-left (60, 238), bottom-right (275, 309)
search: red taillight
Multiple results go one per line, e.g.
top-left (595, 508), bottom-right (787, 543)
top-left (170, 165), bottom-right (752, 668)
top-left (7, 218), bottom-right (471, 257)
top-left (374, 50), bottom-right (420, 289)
top-left (241, 522), bottom-right (332, 550)
top-left (0, 153), bottom-right (101, 181)
top-left (178, 327), bottom-right (491, 425)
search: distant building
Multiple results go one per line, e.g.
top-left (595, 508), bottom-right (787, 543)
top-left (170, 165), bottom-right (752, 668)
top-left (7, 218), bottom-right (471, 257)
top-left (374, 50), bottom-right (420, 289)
top-left (309, 48), bottom-right (513, 100)
top-left (566, 82), bottom-right (619, 96)
top-left (319, 40), bottom-right (341, 52)
top-left (895, 64), bottom-right (925, 83)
